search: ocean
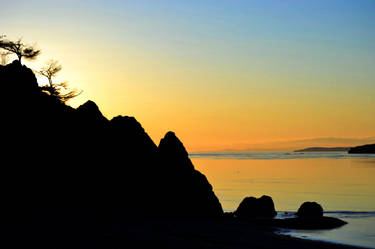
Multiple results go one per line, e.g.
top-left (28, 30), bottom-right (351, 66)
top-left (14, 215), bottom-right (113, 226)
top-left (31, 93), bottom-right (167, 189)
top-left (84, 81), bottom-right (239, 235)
top-left (190, 152), bottom-right (375, 248)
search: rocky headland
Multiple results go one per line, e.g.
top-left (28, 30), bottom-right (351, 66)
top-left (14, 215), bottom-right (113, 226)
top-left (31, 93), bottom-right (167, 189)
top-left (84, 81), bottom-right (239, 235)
top-left (0, 60), bottom-right (357, 248)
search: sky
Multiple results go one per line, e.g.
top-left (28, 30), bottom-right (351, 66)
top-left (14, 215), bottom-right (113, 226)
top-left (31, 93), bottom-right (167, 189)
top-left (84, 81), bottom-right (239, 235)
top-left (1, 0), bottom-right (374, 152)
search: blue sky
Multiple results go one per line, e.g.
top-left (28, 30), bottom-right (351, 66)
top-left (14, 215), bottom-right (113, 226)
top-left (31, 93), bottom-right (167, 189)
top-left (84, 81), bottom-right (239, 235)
top-left (1, 0), bottom-right (374, 151)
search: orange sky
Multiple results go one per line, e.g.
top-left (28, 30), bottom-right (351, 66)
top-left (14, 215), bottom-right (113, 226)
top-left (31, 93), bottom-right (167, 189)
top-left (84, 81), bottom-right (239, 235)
top-left (3, 1), bottom-right (375, 152)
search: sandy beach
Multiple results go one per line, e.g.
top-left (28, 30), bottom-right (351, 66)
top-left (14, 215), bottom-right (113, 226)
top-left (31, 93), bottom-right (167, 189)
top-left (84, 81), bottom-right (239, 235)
top-left (1, 217), bottom-right (367, 249)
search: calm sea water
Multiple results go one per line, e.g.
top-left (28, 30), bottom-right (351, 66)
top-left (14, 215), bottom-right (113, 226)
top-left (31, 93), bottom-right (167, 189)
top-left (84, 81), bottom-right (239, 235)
top-left (190, 152), bottom-right (375, 248)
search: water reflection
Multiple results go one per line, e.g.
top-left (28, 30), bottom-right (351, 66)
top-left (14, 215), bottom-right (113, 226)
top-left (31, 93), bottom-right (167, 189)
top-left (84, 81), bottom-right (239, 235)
top-left (191, 153), bottom-right (375, 248)
top-left (278, 212), bottom-right (375, 249)
top-left (352, 159), bottom-right (375, 168)
top-left (191, 153), bottom-right (375, 212)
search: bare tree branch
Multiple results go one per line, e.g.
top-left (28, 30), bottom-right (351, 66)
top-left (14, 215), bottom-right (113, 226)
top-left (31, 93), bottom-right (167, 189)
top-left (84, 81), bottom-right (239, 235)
top-left (0, 37), bottom-right (41, 64)
top-left (39, 60), bottom-right (82, 103)
top-left (39, 60), bottom-right (62, 86)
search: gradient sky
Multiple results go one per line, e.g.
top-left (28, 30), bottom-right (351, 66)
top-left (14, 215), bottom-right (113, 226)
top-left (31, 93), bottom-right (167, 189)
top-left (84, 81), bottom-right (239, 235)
top-left (2, 0), bottom-right (374, 151)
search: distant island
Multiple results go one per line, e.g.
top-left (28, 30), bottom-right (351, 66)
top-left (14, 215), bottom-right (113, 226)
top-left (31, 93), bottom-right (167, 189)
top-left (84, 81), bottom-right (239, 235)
top-left (294, 147), bottom-right (351, 152)
top-left (348, 144), bottom-right (375, 154)
top-left (295, 144), bottom-right (375, 154)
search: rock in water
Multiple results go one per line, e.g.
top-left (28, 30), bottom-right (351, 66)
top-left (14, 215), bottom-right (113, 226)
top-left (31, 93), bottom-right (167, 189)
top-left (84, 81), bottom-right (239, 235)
top-left (234, 195), bottom-right (277, 218)
top-left (273, 216), bottom-right (347, 229)
top-left (297, 202), bottom-right (323, 217)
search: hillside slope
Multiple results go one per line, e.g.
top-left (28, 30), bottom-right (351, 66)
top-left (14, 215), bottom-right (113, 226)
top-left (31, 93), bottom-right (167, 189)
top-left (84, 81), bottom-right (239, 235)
top-left (0, 60), bottom-right (223, 218)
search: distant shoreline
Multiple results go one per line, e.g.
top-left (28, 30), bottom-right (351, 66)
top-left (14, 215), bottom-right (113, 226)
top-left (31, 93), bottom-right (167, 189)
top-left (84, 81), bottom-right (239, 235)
top-left (189, 151), bottom-right (375, 160)
top-left (294, 147), bottom-right (350, 152)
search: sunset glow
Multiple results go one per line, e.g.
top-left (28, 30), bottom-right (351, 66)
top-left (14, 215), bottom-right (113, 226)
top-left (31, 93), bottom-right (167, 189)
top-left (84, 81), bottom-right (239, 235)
top-left (2, 0), bottom-right (374, 151)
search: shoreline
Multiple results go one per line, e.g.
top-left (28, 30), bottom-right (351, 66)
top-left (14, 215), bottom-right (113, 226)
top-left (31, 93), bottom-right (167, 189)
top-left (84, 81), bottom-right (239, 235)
top-left (1, 217), bottom-right (367, 249)
top-left (276, 232), bottom-right (373, 249)
top-left (112, 218), bottom-right (370, 249)
top-left (274, 231), bottom-right (370, 249)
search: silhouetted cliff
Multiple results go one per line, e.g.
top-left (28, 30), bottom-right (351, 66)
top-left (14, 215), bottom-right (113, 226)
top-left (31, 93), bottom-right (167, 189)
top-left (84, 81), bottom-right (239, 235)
top-left (0, 60), bottom-right (223, 219)
top-left (348, 144), bottom-right (375, 154)
top-left (157, 132), bottom-right (223, 216)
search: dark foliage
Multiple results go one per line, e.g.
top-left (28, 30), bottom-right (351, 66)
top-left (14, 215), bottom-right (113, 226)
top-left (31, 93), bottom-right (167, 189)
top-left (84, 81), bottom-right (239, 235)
top-left (0, 37), bottom-right (40, 64)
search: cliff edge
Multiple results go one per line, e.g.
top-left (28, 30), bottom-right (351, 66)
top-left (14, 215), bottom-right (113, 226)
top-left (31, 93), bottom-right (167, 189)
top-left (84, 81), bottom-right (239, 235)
top-left (0, 60), bottom-right (223, 218)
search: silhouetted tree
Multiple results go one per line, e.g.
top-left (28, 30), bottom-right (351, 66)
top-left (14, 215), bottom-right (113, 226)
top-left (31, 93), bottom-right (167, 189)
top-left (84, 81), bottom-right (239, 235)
top-left (0, 36), bottom-right (41, 64)
top-left (39, 60), bottom-right (62, 86)
top-left (39, 60), bottom-right (82, 103)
